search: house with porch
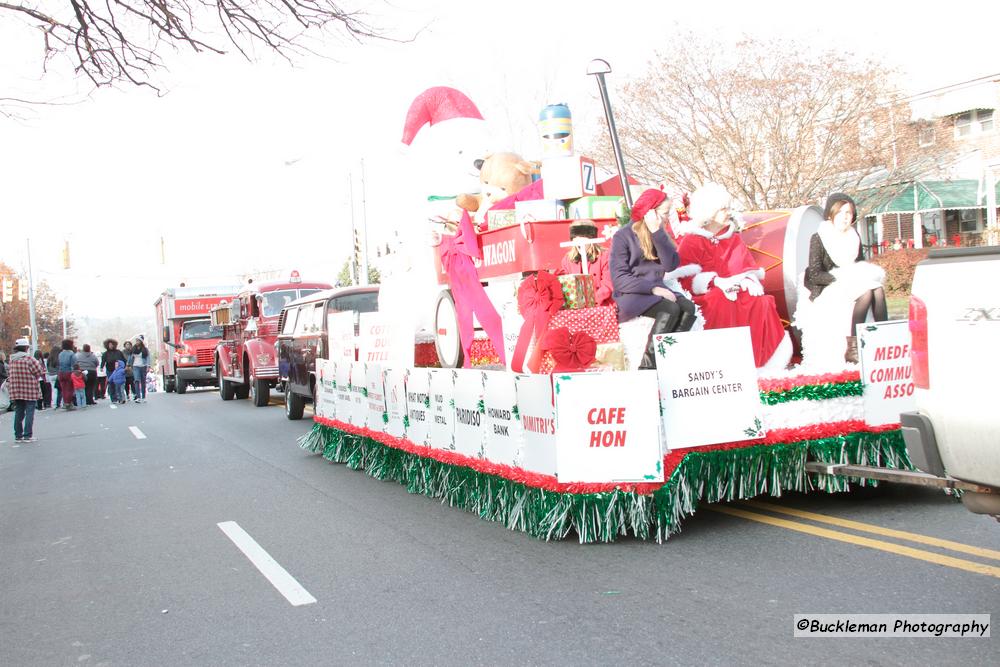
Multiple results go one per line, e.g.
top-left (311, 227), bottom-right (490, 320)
top-left (856, 73), bottom-right (1000, 253)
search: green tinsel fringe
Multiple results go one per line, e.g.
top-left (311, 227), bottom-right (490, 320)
top-left (297, 424), bottom-right (910, 544)
top-left (759, 381), bottom-right (864, 405)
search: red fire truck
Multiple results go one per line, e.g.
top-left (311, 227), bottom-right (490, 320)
top-left (211, 272), bottom-right (332, 406)
top-left (154, 285), bottom-right (240, 394)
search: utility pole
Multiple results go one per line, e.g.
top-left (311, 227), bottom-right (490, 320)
top-left (360, 159), bottom-right (370, 286)
top-left (348, 173), bottom-right (358, 285)
top-left (26, 239), bottom-right (38, 354)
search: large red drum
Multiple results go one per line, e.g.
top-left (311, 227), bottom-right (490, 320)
top-left (737, 205), bottom-right (824, 325)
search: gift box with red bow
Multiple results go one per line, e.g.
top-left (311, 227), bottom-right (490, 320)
top-left (556, 273), bottom-right (597, 310)
top-left (538, 305), bottom-right (620, 373)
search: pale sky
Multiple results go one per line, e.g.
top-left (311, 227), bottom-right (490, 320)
top-left (1, 0), bottom-right (997, 319)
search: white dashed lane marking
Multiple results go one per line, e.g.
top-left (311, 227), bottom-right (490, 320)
top-left (128, 426), bottom-right (146, 440)
top-left (217, 521), bottom-right (316, 606)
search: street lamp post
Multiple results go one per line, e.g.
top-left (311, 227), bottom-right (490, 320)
top-left (588, 58), bottom-right (633, 210)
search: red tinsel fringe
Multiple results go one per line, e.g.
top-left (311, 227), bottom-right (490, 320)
top-left (313, 415), bottom-right (899, 497)
top-left (756, 370), bottom-right (861, 393)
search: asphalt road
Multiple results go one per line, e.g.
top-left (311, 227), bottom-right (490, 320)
top-left (1, 389), bottom-right (997, 666)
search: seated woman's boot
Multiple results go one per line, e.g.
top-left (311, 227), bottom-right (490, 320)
top-left (845, 335), bottom-right (859, 364)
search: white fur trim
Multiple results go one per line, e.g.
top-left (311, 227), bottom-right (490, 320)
top-left (662, 263), bottom-right (702, 282)
top-left (691, 271), bottom-right (717, 295)
top-left (683, 222), bottom-right (736, 240)
top-left (752, 267), bottom-right (765, 280)
top-left (817, 220), bottom-right (861, 268)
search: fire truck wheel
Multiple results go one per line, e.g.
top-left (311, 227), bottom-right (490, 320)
top-left (176, 378), bottom-right (188, 395)
top-left (235, 384), bottom-right (250, 400)
top-left (218, 362), bottom-right (234, 400)
top-left (251, 377), bottom-right (269, 407)
top-left (163, 370), bottom-right (175, 393)
top-left (285, 388), bottom-right (305, 420)
top-left (434, 290), bottom-right (465, 369)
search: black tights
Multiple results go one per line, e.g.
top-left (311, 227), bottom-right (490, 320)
top-left (851, 287), bottom-right (888, 335)
top-left (639, 296), bottom-right (697, 369)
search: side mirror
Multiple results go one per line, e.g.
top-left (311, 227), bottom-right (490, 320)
top-left (162, 325), bottom-right (170, 343)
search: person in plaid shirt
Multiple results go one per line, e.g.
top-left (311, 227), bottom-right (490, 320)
top-left (8, 338), bottom-right (46, 443)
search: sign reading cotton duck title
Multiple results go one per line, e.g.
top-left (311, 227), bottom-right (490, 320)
top-left (553, 372), bottom-right (663, 483)
top-left (655, 328), bottom-right (765, 449)
top-left (858, 319), bottom-right (916, 426)
top-left (358, 312), bottom-right (414, 369)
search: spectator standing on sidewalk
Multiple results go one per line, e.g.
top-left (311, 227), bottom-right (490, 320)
top-left (34, 350), bottom-right (52, 410)
top-left (8, 338), bottom-right (45, 442)
top-left (121, 340), bottom-right (134, 402)
top-left (130, 337), bottom-right (150, 403)
top-left (95, 351), bottom-right (107, 400)
top-left (57, 339), bottom-right (77, 410)
top-left (46, 344), bottom-right (61, 408)
top-left (101, 340), bottom-right (126, 391)
top-left (76, 344), bottom-right (99, 405)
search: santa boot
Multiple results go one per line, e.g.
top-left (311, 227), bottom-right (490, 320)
top-left (845, 336), bottom-right (859, 364)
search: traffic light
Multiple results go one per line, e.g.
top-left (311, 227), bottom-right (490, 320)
top-left (1, 277), bottom-right (12, 303)
top-left (62, 241), bottom-right (70, 269)
top-left (17, 278), bottom-right (28, 301)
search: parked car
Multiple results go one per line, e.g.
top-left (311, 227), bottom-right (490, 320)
top-left (276, 285), bottom-right (379, 419)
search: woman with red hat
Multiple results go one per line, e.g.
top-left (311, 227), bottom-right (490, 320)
top-left (610, 188), bottom-right (697, 369)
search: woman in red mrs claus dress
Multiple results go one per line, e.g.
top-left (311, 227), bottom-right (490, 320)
top-left (677, 183), bottom-right (792, 370)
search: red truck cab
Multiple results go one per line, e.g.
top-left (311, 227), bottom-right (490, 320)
top-left (155, 285), bottom-right (240, 394)
top-left (212, 272), bottom-right (332, 406)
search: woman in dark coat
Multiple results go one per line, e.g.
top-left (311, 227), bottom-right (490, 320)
top-left (610, 188), bottom-right (696, 369)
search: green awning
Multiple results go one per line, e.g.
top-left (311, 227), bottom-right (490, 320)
top-left (866, 179), bottom-right (1000, 214)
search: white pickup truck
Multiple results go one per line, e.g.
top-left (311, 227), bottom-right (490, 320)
top-left (900, 245), bottom-right (1000, 517)
top-left (807, 244), bottom-right (1000, 518)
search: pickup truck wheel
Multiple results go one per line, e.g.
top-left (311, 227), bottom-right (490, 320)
top-left (251, 376), bottom-right (269, 407)
top-left (218, 363), bottom-right (234, 401)
top-left (176, 377), bottom-right (188, 395)
top-left (285, 388), bottom-right (305, 420)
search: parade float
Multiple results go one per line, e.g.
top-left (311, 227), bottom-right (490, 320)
top-left (297, 76), bottom-right (917, 543)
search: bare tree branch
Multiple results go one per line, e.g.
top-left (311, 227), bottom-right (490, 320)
top-left (0, 0), bottom-right (401, 101)
top-left (589, 33), bottom-right (950, 213)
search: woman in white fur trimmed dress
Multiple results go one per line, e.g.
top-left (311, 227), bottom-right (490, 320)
top-left (796, 193), bottom-right (887, 366)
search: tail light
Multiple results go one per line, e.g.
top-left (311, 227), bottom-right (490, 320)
top-left (909, 296), bottom-right (929, 389)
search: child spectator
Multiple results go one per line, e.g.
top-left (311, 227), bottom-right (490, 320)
top-left (108, 360), bottom-right (127, 404)
top-left (71, 365), bottom-right (87, 409)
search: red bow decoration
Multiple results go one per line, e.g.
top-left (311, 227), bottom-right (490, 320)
top-left (510, 271), bottom-right (564, 373)
top-left (540, 327), bottom-right (597, 372)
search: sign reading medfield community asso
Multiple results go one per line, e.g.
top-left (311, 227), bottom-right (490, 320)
top-left (859, 319), bottom-right (916, 426)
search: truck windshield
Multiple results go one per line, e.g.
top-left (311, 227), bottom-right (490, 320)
top-left (261, 289), bottom-right (321, 318)
top-left (182, 320), bottom-right (223, 340)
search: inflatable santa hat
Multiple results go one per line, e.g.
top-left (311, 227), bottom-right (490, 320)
top-left (401, 86), bottom-right (485, 145)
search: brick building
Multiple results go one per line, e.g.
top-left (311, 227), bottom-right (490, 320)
top-left (857, 74), bottom-right (1000, 253)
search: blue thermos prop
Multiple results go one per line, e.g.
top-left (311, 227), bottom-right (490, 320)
top-left (538, 103), bottom-right (574, 159)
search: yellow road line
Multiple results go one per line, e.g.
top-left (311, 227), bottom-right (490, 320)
top-left (708, 505), bottom-right (1000, 580)
top-left (746, 501), bottom-right (1000, 561)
